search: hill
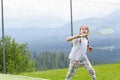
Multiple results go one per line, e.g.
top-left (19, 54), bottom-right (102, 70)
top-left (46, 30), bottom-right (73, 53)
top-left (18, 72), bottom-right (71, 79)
top-left (2, 8), bottom-right (120, 52)
top-left (0, 9), bottom-right (120, 64)
top-left (20, 63), bottom-right (120, 80)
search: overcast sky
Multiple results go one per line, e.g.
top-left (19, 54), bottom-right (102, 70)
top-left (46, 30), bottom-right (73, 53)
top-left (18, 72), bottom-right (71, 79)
top-left (1, 0), bottom-right (120, 28)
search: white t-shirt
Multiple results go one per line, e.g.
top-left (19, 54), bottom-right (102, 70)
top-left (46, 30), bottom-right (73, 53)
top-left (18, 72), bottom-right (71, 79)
top-left (69, 37), bottom-right (88, 61)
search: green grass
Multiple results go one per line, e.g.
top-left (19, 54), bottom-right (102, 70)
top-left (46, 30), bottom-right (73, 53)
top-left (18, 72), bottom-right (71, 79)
top-left (20, 63), bottom-right (120, 80)
top-left (0, 74), bottom-right (48, 80)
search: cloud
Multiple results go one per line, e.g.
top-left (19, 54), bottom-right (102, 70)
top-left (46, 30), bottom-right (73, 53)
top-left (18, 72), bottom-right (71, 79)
top-left (72, 0), bottom-right (120, 20)
top-left (4, 0), bottom-right (70, 19)
top-left (94, 45), bottom-right (115, 51)
top-left (4, 0), bottom-right (120, 19)
top-left (2, 0), bottom-right (120, 28)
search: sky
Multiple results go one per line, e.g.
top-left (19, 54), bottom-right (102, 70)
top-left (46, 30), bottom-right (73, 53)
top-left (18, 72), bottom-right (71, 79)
top-left (1, 0), bottom-right (120, 28)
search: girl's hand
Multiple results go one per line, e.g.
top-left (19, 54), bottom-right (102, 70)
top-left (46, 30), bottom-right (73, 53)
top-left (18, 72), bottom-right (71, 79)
top-left (75, 34), bottom-right (81, 38)
top-left (87, 46), bottom-right (93, 52)
top-left (80, 33), bottom-right (88, 37)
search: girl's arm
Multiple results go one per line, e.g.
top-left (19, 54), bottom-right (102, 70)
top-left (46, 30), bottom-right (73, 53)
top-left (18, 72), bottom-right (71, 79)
top-left (66, 34), bottom-right (81, 41)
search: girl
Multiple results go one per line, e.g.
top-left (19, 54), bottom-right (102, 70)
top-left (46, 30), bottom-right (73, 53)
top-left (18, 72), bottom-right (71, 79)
top-left (65, 25), bottom-right (96, 80)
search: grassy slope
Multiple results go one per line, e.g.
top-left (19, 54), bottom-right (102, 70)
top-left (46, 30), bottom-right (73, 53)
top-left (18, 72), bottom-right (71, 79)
top-left (0, 74), bottom-right (48, 80)
top-left (20, 63), bottom-right (120, 80)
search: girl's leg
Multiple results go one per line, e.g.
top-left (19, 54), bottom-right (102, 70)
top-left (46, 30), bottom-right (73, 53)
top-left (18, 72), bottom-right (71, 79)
top-left (82, 55), bottom-right (96, 80)
top-left (65, 60), bottom-right (79, 80)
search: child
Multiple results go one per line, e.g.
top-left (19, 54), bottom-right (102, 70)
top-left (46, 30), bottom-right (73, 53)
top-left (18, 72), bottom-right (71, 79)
top-left (65, 25), bottom-right (96, 80)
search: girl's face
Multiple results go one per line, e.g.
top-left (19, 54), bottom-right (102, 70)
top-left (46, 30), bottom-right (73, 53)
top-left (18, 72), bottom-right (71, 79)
top-left (79, 26), bottom-right (89, 35)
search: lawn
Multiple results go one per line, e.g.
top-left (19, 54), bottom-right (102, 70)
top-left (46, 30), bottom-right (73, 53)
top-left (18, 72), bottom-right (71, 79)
top-left (0, 73), bottom-right (48, 80)
top-left (20, 63), bottom-right (120, 80)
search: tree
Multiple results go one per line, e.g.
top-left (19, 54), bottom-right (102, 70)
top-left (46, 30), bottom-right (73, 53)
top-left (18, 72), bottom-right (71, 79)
top-left (0, 36), bottom-right (35, 74)
top-left (34, 51), bottom-right (69, 71)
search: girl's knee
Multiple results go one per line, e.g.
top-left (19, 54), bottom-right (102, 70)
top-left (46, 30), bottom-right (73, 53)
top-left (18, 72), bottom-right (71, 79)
top-left (87, 67), bottom-right (96, 75)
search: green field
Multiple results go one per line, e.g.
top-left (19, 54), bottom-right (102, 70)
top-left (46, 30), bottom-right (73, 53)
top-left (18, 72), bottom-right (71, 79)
top-left (20, 63), bottom-right (120, 80)
top-left (0, 74), bottom-right (48, 80)
top-left (0, 64), bottom-right (120, 80)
